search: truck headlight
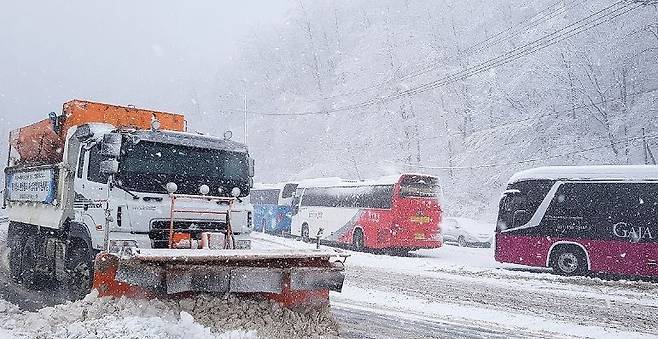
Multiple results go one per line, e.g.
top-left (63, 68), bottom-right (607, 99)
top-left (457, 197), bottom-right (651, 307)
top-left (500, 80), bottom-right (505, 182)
top-left (108, 240), bottom-right (139, 257)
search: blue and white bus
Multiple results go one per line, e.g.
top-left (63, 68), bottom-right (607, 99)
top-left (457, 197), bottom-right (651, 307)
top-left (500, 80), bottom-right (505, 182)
top-left (250, 182), bottom-right (298, 235)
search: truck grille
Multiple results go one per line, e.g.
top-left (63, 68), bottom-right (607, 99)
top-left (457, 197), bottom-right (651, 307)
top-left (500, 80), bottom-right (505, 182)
top-left (149, 220), bottom-right (227, 249)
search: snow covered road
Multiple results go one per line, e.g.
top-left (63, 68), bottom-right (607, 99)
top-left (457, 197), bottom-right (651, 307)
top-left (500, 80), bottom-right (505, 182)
top-left (252, 232), bottom-right (658, 338)
top-left (2, 223), bottom-right (658, 338)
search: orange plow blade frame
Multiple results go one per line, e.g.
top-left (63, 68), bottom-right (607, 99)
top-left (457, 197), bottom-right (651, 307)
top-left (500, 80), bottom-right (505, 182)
top-left (93, 249), bottom-right (347, 308)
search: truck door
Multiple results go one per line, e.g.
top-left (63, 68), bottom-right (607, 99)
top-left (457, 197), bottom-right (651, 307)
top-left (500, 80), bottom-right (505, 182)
top-left (75, 144), bottom-right (129, 249)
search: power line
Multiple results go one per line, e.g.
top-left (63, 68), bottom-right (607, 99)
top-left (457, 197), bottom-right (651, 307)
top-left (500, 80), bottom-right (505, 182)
top-left (392, 0), bottom-right (589, 86)
top-left (320, 0), bottom-right (637, 111)
top-left (415, 86), bottom-right (658, 142)
top-left (390, 133), bottom-right (658, 170)
top-left (304, 0), bottom-right (584, 103)
top-left (387, 1), bottom-right (637, 98)
top-left (224, 0), bottom-right (643, 117)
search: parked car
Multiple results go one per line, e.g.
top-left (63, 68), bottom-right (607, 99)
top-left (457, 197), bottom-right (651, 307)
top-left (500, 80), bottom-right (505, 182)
top-left (442, 217), bottom-right (493, 247)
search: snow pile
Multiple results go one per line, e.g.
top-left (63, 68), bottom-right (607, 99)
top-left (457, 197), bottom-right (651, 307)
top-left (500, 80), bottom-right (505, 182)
top-left (0, 291), bottom-right (339, 339)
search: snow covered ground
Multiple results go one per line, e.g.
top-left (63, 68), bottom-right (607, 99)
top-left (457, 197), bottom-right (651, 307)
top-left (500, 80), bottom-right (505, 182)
top-left (1, 222), bottom-right (658, 338)
top-left (0, 223), bottom-right (339, 339)
top-left (252, 232), bottom-right (658, 338)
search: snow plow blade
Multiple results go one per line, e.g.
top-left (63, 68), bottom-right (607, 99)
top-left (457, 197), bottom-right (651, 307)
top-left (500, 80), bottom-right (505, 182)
top-left (93, 249), bottom-right (347, 308)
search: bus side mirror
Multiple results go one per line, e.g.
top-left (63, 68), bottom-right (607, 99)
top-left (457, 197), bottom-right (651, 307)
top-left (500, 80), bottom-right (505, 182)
top-left (100, 133), bottom-right (122, 158)
top-left (248, 157), bottom-right (255, 177)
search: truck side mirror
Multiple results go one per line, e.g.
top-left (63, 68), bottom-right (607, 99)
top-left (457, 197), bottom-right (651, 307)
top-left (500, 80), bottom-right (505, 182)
top-left (248, 157), bottom-right (255, 177)
top-left (100, 159), bottom-right (119, 175)
top-left (100, 133), bottom-right (122, 158)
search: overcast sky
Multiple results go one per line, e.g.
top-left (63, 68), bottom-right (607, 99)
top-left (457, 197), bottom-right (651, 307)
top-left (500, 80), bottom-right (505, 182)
top-left (0, 0), bottom-right (292, 133)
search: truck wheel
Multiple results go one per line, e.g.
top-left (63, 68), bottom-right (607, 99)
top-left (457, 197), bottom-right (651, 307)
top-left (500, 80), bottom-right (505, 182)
top-left (8, 233), bottom-right (24, 282)
top-left (352, 229), bottom-right (365, 252)
top-left (66, 242), bottom-right (94, 300)
top-left (301, 224), bottom-right (310, 242)
top-left (20, 235), bottom-right (41, 289)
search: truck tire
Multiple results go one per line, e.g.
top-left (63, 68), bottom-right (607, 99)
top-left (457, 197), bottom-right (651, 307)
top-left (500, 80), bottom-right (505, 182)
top-left (66, 241), bottom-right (94, 300)
top-left (8, 233), bottom-right (24, 282)
top-left (20, 235), bottom-right (42, 289)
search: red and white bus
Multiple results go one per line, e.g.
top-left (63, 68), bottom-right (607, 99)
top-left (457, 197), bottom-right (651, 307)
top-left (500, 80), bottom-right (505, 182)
top-left (290, 174), bottom-right (443, 253)
top-left (495, 166), bottom-right (658, 277)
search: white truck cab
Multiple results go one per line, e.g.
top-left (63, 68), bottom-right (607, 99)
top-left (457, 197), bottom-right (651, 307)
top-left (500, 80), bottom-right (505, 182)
top-left (4, 118), bottom-right (255, 297)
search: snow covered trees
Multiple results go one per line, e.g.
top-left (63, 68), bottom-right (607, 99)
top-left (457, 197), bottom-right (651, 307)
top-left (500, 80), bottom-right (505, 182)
top-left (214, 0), bottom-right (658, 217)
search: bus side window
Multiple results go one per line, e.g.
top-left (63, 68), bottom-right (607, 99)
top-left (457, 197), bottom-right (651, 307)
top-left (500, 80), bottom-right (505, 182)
top-left (291, 188), bottom-right (304, 215)
top-left (543, 183), bottom-right (609, 233)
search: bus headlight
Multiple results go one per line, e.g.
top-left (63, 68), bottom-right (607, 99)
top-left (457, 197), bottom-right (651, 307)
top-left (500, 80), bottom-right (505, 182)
top-left (231, 187), bottom-right (241, 197)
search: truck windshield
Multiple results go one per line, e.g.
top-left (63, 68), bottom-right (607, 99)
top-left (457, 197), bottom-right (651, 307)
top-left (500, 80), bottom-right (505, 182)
top-left (117, 140), bottom-right (250, 196)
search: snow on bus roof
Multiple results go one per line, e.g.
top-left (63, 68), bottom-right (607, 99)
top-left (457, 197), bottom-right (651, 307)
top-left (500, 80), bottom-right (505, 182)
top-left (508, 165), bottom-right (658, 183)
top-left (296, 173), bottom-right (437, 188)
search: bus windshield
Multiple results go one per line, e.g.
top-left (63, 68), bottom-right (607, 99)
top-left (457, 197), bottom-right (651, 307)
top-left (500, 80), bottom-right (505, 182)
top-left (399, 175), bottom-right (440, 198)
top-left (118, 140), bottom-right (250, 196)
top-left (497, 179), bottom-right (554, 231)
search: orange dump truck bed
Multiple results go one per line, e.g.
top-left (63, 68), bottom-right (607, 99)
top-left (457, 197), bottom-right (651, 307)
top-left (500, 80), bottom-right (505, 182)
top-left (9, 100), bottom-right (186, 166)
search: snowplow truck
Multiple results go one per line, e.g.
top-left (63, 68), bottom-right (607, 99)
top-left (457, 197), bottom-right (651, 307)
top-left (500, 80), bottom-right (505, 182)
top-left (3, 100), bottom-right (346, 307)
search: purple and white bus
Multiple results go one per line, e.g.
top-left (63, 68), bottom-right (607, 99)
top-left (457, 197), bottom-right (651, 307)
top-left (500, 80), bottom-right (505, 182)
top-left (495, 166), bottom-right (658, 277)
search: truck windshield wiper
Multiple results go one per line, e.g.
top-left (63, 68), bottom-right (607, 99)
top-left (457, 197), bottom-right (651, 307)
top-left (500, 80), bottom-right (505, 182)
top-left (113, 182), bottom-right (140, 200)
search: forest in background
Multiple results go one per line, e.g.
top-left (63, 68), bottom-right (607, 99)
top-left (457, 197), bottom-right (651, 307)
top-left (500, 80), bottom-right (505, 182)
top-left (212, 0), bottom-right (658, 218)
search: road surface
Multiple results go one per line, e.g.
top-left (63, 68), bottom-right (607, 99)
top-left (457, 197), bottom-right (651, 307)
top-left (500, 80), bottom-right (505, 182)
top-left (2, 226), bottom-right (658, 338)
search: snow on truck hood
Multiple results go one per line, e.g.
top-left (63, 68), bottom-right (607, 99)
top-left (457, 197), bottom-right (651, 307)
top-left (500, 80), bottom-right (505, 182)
top-left (508, 165), bottom-right (658, 184)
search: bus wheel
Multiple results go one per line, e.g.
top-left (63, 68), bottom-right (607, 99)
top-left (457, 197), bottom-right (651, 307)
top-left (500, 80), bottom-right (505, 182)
top-left (352, 229), bottom-right (365, 252)
top-left (66, 241), bottom-right (93, 300)
top-left (301, 224), bottom-right (310, 242)
top-left (551, 246), bottom-right (587, 276)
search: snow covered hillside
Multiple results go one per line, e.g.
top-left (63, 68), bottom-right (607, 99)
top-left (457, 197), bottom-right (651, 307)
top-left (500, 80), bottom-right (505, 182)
top-left (212, 0), bottom-right (658, 218)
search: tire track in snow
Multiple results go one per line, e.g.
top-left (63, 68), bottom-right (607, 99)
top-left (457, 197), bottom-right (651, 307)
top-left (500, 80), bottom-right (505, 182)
top-left (345, 265), bottom-right (658, 336)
